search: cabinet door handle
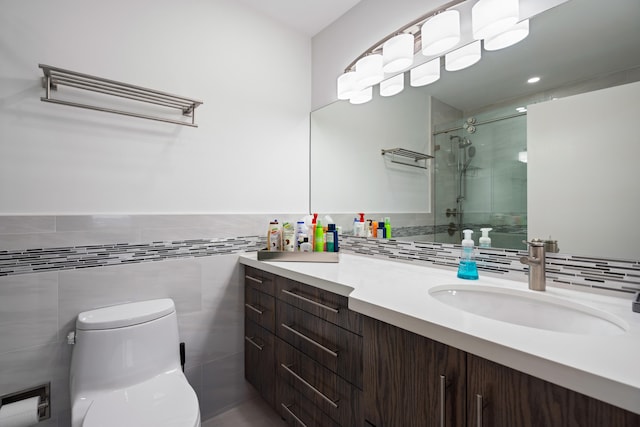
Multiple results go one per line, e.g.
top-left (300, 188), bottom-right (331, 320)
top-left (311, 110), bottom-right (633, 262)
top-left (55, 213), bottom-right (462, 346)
top-left (280, 323), bottom-right (339, 357)
top-left (245, 303), bottom-right (264, 315)
top-left (281, 403), bottom-right (308, 427)
top-left (244, 336), bottom-right (264, 350)
top-left (245, 275), bottom-right (263, 284)
top-left (476, 394), bottom-right (483, 427)
top-left (281, 363), bottom-right (339, 408)
top-left (281, 289), bottom-right (340, 313)
top-left (440, 375), bottom-right (447, 427)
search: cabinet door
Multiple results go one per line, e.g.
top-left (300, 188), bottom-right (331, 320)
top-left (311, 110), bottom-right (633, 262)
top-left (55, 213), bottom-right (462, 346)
top-left (467, 354), bottom-right (640, 427)
top-left (244, 318), bottom-right (276, 408)
top-left (363, 317), bottom-right (466, 427)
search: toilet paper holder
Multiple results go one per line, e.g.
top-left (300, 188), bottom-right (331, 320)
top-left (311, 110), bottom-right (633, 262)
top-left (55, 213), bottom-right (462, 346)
top-left (0, 382), bottom-right (50, 421)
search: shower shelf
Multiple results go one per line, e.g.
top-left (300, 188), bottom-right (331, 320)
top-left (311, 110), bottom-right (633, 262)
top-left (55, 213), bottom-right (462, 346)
top-left (39, 64), bottom-right (203, 127)
top-left (381, 148), bottom-right (433, 169)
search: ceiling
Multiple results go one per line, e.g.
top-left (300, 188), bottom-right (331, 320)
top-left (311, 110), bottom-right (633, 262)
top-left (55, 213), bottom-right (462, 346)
top-left (235, 0), bottom-right (362, 36)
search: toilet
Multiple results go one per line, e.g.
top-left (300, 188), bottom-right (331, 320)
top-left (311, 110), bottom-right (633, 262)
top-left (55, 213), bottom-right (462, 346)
top-left (69, 298), bottom-right (201, 427)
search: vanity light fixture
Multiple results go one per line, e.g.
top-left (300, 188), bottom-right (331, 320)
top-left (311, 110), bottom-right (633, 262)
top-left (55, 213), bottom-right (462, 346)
top-left (383, 33), bottom-right (415, 73)
top-left (445, 41), bottom-right (481, 71)
top-left (380, 74), bottom-right (405, 97)
top-left (337, 71), bottom-right (359, 100)
top-left (355, 54), bottom-right (384, 88)
top-left (484, 19), bottom-right (530, 51)
top-left (472, 0), bottom-right (519, 40)
top-left (350, 86), bottom-right (373, 105)
top-left (410, 58), bottom-right (441, 87)
top-left (527, 76), bottom-right (541, 83)
top-left (421, 10), bottom-right (461, 56)
top-left (336, 0), bottom-right (550, 105)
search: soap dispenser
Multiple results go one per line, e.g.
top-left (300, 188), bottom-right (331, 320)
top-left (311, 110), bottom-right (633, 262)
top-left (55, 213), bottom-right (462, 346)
top-left (479, 228), bottom-right (492, 248)
top-left (457, 229), bottom-right (479, 280)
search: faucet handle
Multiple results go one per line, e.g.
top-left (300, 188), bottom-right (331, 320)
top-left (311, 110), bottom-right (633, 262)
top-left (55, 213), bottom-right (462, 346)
top-left (522, 239), bottom-right (545, 247)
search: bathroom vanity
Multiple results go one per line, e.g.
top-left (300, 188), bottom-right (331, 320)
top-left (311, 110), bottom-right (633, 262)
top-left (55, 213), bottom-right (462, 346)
top-left (240, 253), bottom-right (640, 426)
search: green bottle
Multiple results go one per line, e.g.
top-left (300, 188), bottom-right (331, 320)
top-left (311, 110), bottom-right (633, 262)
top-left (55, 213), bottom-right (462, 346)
top-left (314, 220), bottom-right (325, 252)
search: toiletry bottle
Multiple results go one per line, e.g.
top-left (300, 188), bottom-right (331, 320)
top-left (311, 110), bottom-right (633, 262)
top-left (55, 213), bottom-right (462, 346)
top-left (300, 237), bottom-right (312, 252)
top-left (314, 219), bottom-right (325, 252)
top-left (372, 220), bottom-right (378, 238)
top-left (326, 223), bottom-right (339, 252)
top-left (283, 222), bottom-right (295, 252)
top-left (457, 229), bottom-right (479, 280)
top-left (479, 228), bottom-right (493, 248)
top-left (354, 213), bottom-right (366, 237)
top-left (295, 221), bottom-right (306, 250)
top-left (267, 220), bottom-right (282, 251)
top-left (384, 217), bottom-right (392, 239)
top-left (377, 221), bottom-right (386, 239)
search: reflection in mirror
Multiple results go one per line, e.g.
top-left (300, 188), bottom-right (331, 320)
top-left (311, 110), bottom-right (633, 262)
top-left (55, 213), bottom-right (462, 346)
top-left (310, 0), bottom-right (640, 259)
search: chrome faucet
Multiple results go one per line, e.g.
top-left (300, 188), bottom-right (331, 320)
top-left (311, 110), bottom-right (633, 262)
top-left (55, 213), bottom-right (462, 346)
top-left (520, 240), bottom-right (546, 291)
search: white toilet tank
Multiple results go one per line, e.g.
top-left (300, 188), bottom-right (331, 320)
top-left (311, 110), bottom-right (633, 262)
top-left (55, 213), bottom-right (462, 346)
top-left (70, 299), bottom-right (182, 397)
top-left (70, 298), bottom-right (200, 427)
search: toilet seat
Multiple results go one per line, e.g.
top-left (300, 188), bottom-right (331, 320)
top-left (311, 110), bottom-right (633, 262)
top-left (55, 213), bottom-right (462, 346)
top-left (81, 370), bottom-right (200, 427)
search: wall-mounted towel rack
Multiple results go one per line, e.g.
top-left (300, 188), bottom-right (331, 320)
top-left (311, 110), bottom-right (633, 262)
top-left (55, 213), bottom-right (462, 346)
top-left (39, 64), bottom-right (203, 127)
top-left (381, 147), bottom-right (433, 170)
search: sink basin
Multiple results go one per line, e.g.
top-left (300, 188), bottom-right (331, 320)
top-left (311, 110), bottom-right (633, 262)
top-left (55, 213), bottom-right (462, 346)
top-left (429, 285), bottom-right (628, 336)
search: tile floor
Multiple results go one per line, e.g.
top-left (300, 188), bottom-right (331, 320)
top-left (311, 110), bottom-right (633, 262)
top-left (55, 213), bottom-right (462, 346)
top-left (202, 396), bottom-right (286, 427)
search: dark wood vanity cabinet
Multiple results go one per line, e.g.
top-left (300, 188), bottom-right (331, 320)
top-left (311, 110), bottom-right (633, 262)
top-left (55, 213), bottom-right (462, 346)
top-left (363, 316), bottom-right (466, 427)
top-left (244, 266), bottom-right (364, 426)
top-left (243, 266), bottom-right (277, 407)
top-left (467, 354), bottom-right (640, 427)
top-left (245, 266), bottom-right (640, 427)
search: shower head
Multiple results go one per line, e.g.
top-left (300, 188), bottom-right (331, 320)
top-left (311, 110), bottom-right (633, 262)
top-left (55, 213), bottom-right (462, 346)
top-left (459, 137), bottom-right (472, 148)
top-left (468, 145), bottom-right (476, 157)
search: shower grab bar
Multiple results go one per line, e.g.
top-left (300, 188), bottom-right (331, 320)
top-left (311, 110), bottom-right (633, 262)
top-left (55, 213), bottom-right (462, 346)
top-left (39, 64), bottom-right (203, 127)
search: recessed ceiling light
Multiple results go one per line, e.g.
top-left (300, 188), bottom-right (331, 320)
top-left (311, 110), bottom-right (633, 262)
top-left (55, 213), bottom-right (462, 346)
top-left (527, 76), bottom-right (541, 84)
top-left (516, 107), bottom-right (527, 112)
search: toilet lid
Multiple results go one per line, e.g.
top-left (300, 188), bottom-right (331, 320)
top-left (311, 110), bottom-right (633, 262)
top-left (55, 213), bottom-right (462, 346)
top-left (82, 371), bottom-right (200, 427)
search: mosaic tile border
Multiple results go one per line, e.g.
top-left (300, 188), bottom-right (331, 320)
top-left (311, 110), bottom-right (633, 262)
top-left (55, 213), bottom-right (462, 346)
top-left (0, 237), bottom-right (264, 276)
top-left (339, 236), bottom-right (640, 295)
top-left (2, 234), bottom-right (639, 295)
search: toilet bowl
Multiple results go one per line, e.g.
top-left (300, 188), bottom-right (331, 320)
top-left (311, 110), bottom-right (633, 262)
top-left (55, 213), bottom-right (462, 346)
top-left (69, 299), bottom-right (200, 427)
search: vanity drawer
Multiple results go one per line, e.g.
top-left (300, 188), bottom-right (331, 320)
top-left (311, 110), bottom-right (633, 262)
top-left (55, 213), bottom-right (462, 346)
top-left (244, 319), bottom-right (275, 408)
top-left (276, 276), bottom-right (362, 335)
top-left (276, 301), bottom-right (363, 389)
top-left (277, 377), bottom-right (341, 427)
top-left (245, 285), bottom-right (275, 333)
top-left (244, 266), bottom-right (275, 296)
top-left (277, 338), bottom-right (363, 427)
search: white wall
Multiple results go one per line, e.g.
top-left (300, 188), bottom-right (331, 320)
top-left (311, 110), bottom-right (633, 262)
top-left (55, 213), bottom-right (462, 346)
top-left (527, 81), bottom-right (640, 259)
top-left (0, 0), bottom-right (311, 215)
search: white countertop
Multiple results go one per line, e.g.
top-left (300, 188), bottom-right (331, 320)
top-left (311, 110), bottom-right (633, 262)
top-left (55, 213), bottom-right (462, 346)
top-left (239, 252), bottom-right (640, 415)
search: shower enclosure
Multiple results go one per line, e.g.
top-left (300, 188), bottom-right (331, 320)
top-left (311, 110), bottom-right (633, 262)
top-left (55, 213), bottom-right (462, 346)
top-left (433, 104), bottom-right (527, 249)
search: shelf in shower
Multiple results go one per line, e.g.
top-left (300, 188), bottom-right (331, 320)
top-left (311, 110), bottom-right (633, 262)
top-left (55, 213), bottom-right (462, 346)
top-left (381, 148), bottom-right (433, 169)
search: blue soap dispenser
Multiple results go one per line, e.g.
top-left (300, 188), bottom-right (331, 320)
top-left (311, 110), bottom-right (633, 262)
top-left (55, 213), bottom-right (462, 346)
top-left (457, 229), bottom-right (479, 280)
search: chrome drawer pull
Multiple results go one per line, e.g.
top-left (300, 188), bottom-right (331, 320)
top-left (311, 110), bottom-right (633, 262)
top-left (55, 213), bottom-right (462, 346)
top-left (440, 375), bottom-right (447, 427)
top-left (476, 394), bottom-right (483, 427)
top-left (281, 363), bottom-right (339, 409)
top-left (281, 289), bottom-right (339, 313)
top-left (245, 303), bottom-right (264, 315)
top-left (245, 275), bottom-right (263, 284)
top-left (244, 336), bottom-right (264, 351)
top-left (280, 323), bottom-right (339, 357)
top-left (281, 403), bottom-right (307, 427)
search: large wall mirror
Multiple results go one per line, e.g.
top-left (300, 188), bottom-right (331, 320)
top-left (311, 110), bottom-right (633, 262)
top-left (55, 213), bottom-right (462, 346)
top-left (310, 0), bottom-right (640, 260)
